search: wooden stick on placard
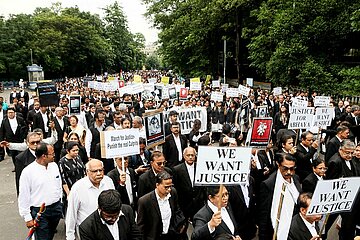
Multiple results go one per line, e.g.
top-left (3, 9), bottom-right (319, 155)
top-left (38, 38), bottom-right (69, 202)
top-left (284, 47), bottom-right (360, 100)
top-left (273, 183), bottom-right (286, 240)
top-left (318, 213), bottom-right (330, 236)
top-left (317, 127), bottom-right (322, 156)
top-left (294, 129), bottom-right (300, 146)
top-left (122, 156), bottom-right (125, 172)
top-left (217, 184), bottom-right (224, 211)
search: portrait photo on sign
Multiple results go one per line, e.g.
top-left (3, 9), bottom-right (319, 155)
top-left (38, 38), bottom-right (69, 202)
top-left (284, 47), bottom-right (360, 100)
top-left (257, 105), bottom-right (268, 117)
top-left (250, 118), bottom-right (273, 147)
top-left (144, 111), bottom-right (165, 147)
top-left (168, 87), bottom-right (177, 99)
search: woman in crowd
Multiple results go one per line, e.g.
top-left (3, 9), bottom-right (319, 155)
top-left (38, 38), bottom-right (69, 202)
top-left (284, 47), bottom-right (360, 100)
top-left (277, 134), bottom-right (296, 155)
top-left (60, 132), bottom-right (88, 164)
top-left (121, 116), bottom-right (131, 129)
top-left (273, 104), bottom-right (289, 134)
top-left (211, 101), bottom-right (226, 142)
top-left (189, 119), bottom-right (202, 150)
top-left (63, 115), bottom-right (86, 146)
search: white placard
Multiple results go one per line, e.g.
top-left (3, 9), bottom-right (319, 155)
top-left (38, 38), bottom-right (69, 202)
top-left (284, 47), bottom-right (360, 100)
top-left (221, 84), bottom-right (229, 93)
top-left (291, 98), bottom-right (308, 108)
top-left (148, 78), bottom-right (157, 84)
top-left (211, 92), bottom-right (224, 102)
top-left (109, 81), bottom-right (120, 91)
top-left (246, 78), bottom-right (254, 87)
top-left (94, 81), bottom-right (102, 91)
top-left (194, 146), bottom-right (252, 185)
top-left (118, 85), bottom-right (133, 97)
top-left (288, 107), bottom-right (315, 129)
top-left (307, 178), bottom-right (360, 215)
top-left (190, 81), bottom-right (202, 91)
top-left (100, 129), bottom-right (140, 158)
top-left (314, 96), bottom-right (331, 107)
top-left (175, 84), bottom-right (185, 93)
top-left (96, 76), bottom-right (103, 81)
top-left (143, 83), bottom-right (155, 92)
top-left (273, 87), bottom-right (282, 96)
top-left (212, 80), bottom-right (220, 88)
top-left (162, 86), bottom-right (169, 99)
top-left (313, 107), bottom-right (335, 128)
top-left (226, 88), bottom-right (239, 98)
top-left (238, 84), bottom-right (250, 96)
top-left (88, 81), bottom-right (95, 89)
top-left (163, 107), bottom-right (207, 134)
top-left (132, 83), bottom-right (145, 94)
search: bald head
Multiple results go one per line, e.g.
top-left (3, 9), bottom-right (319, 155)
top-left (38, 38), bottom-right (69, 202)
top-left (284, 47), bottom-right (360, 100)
top-left (183, 147), bottom-right (197, 166)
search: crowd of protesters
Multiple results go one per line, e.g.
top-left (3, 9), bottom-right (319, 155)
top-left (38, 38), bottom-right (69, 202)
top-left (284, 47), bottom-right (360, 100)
top-left (0, 70), bottom-right (359, 240)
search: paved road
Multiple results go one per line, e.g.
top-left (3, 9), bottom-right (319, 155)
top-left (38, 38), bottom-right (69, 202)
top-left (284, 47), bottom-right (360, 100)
top-left (0, 88), bottom-right (339, 240)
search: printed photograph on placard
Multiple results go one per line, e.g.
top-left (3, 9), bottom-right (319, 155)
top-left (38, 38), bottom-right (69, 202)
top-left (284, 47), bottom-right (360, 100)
top-left (144, 110), bottom-right (165, 148)
top-left (257, 106), bottom-right (268, 118)
top-left (250, 118), bottom-right (273, 146)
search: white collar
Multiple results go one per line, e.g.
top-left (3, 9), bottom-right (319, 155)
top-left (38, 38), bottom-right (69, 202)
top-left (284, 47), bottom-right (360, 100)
top-left (155, 189), bottom-right (171, 201)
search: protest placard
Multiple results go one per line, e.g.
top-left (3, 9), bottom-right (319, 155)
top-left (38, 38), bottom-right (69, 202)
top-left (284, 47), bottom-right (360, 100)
top-left (168, 87), bottom-right (177, 99)
top-left (118, 85), bottom-right (133, 97)
top-left (221, 84), bottom-right (228, 93)
top-left (205, 75), bottom-right (211, 86)
top-left (313, 107), bottom-right (335, 128)
top-left (288, 107), bottom-right (315, 129)
top-left (314, 96), bottom-right (331, 107)
top-left (148, 78), bottom-right (157, 84)
top-left (307, 177), bottom-right (360, 215)
top-left (246, 78), bottom-right (254, 87)
top-left (250, 118), bottom-right (273, 146)
top-left (161, 76), bottom-right (170, 85)
top-left (133, 75), bottom-right (142, 83)
top-left (88, 81), bottom-right (95, 89)
top-left (162, 86), bottom-right (169, 99)
top-left (96, 76), bottom-right (102, 81)
top-left (190, 81), bottom-right (202, 91)
top-left (238, 84), bottom-right (250, 96)
top-left (211, 92), bottom-right (223, 102)
top-left (190, 77), bottom-right (200, 82)
top-left (291, 98), bottom-right (308, 108)
top-left (143, 83), bottom-right (155, 92)
top-left (163, 107), bottom-right (207, 134)
top-left (273, 87), bottom-right (282, 96)
top-left (194, 146), bottom-right (252, 185)
top-left (100, 129), bottom-right (140, 158)
top-left (212, 80), bottom-right (220, 88)
top-left (143, 109), bottom-right (165, 148)
top-left (37, 81), bottom-right (58, 107)
top-left (69, 95), bottom-right (81, 115)
top-left (131, 83), bottom-right (145, 94)
top-left (179, 88), bottom-right (188, 99)
top-left (226, 88), bottom-right (239, 98)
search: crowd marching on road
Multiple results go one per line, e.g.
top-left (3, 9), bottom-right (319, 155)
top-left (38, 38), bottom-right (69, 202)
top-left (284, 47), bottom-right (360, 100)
top-left (0, 70), bottom-right (359, 240)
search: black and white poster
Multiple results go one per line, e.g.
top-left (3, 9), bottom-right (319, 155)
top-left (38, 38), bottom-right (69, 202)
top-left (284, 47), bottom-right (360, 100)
top-left (69, 95), bottom-right (81, 115)
top-left (143, 109), bottom-right (165, 148)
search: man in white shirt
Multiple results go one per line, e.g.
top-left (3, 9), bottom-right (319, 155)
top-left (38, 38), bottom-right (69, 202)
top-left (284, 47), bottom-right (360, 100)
top-left (66, 159), bottom-right (115, 240)
top-left (18, 142), bottom-right (63, 240)
top-left (132, 116), bottom-right (147, 139)
top-left (288, 192), bottom-right (322, 240)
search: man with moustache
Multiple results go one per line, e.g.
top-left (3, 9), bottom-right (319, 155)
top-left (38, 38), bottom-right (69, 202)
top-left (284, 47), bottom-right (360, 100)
top-left (257, 153), bottom-right (301, 240)
top-left (79, 190), bottom-right (142, 240)
top-left (66, 159), bottom-right (115, 240)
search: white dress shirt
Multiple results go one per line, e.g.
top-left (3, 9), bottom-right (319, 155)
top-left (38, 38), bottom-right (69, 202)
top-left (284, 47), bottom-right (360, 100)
top-left (155, 190), bottom-right (172, 234)
top-left (173, 134), bottom-right (183, 162)
top-left (117, 167), bottom-right (134, 205)
top-left (185, 162), bottom-right (195, 187)
top-left (66, 176), bottom-right (115, 240)
top-left (56, 116), bottom-right (64, 130)
top-left (18, 161), bottom-right (62, 222)
top-left (207, 200), bottom-right (235, 234)
top-left (99, 210), bottom-right (123, 240)
top-left (300, 214), bottom-right (318, 237)
top-left (9, 117), bottom-right (18, 134)
top-left (0, 110), bottom-right (4, 126)
top-left (41, 112), bottom-right (49, 133)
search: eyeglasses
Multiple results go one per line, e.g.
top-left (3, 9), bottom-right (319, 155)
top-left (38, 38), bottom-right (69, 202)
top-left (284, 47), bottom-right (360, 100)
top-left (156, 161), bottom-right (167, 166)
top-left (316, 167), bottom-right (328, 171)
top-left (29, 140), bottom-right (41, 145)
top-left (215, 192), bottom-right (229, 199)
top-left (280, 166), bottom-right (296, 171)
top-left (88, 169), bottom-right (104, 173)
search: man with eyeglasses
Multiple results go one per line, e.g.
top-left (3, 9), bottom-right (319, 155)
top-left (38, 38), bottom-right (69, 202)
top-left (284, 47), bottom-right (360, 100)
top-left (257, 153), bottom-right (301, 240)
top-left (137, 151), bottom-right (172, 198)
top-left (325, 139), bottom-right (358, 240)
top-left (66, 159), bottom-right (115, 240)
top-left (79, 189), bottom-right (142, 240)
top-left (137, 171), bottom-right (186, 240)
top-left (294, 131), bottom-right (319, 182)
top-left (18, 142), bottom-right (63, 240)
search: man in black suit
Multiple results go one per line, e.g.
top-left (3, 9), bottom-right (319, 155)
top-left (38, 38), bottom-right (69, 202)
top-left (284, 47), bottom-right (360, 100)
top-left (0, 106), bottom-right (28, 168)
top-left (107, 157), bottom-right (138, 210)
top-left (14, 132), bottom-right (39, 194)
top-left (129, 137), bottom-right (151, 171)
top-left (137, 151), bottom-right (172, 198)
top-left (164, 110), bottom-right (178, 136)
top-left (85, 104), bottom-right (96, 127)
top-left (26, 101), bottom-right (40, 125)
top-left (18, 89), bottom-right (29, 104)
top-left (79, 189), bottom-right (142, 240)
top-left (294, 131), bottom-right (318, 182)
top-left (0, 103), bottom-right (6, 161)
top-left (86, 111), bottom-right (107, 158)
top-left (302, 158), bottom-right (326, 194)
top-left (288, 192), bottom-right (322, 240)
top-left (325, 140), bottom-right (358, 239)
top-left (228, 177), bottom-right (257, 240)
top-left (272, 94), bottom-right (288, 118)
top-left (257, 153), bottom-right (302, 240)
top-left (345, 105), bottom-right (359, 143)
top-left (53, 106), bottom-right (68, 163)
top-left (32, 104), bottom-right (52, 138)
top-left (325, 125), bottom-right (349, 162)
top-left (137, 171), bottom-right (186, 240)
top-left (192, 186), bottom-right (241, 240)
top-left (163, 122), bottom-right (188, 168)
top-left (173, 147), bottom-right (206, 223)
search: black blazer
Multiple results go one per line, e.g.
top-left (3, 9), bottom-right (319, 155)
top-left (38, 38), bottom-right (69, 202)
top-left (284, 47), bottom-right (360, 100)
top-left (288, 213), bottom-right (318, 240)
top-left (294, 144), bottom-right (317, 182)
top-left (137, 167), bottom-right (172, 198)
top-left (0, 116), bottom-right (28, 143)
top-left (173, 163), bottom-right (206, 220)
top-left (192, 203), bottom-right (238, 240)
top-left (32, 111), bottom-right (51, 135)
top-left (326, 153), bottom-right (358, 179)
top-left (257, 171), bottom-right (302, 240)
top-left (137, 189), bottom-right (186, 240)
top-left (15, 149), bottom-right (36, 195)
top-left (107, 167), bottom-right (138, 209)
top-left (325, 136), bottom-right (341, 162)
top-left (162, 134), bottom-right (188, 168)
top-left (79, 204), bottom-right (142, 240)
top-left (53, 117), bottom-right (68, 150)
top-left (228, 179), bottom-right (257, 240)
top-left (302, 172), bottom-right (319, 194)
